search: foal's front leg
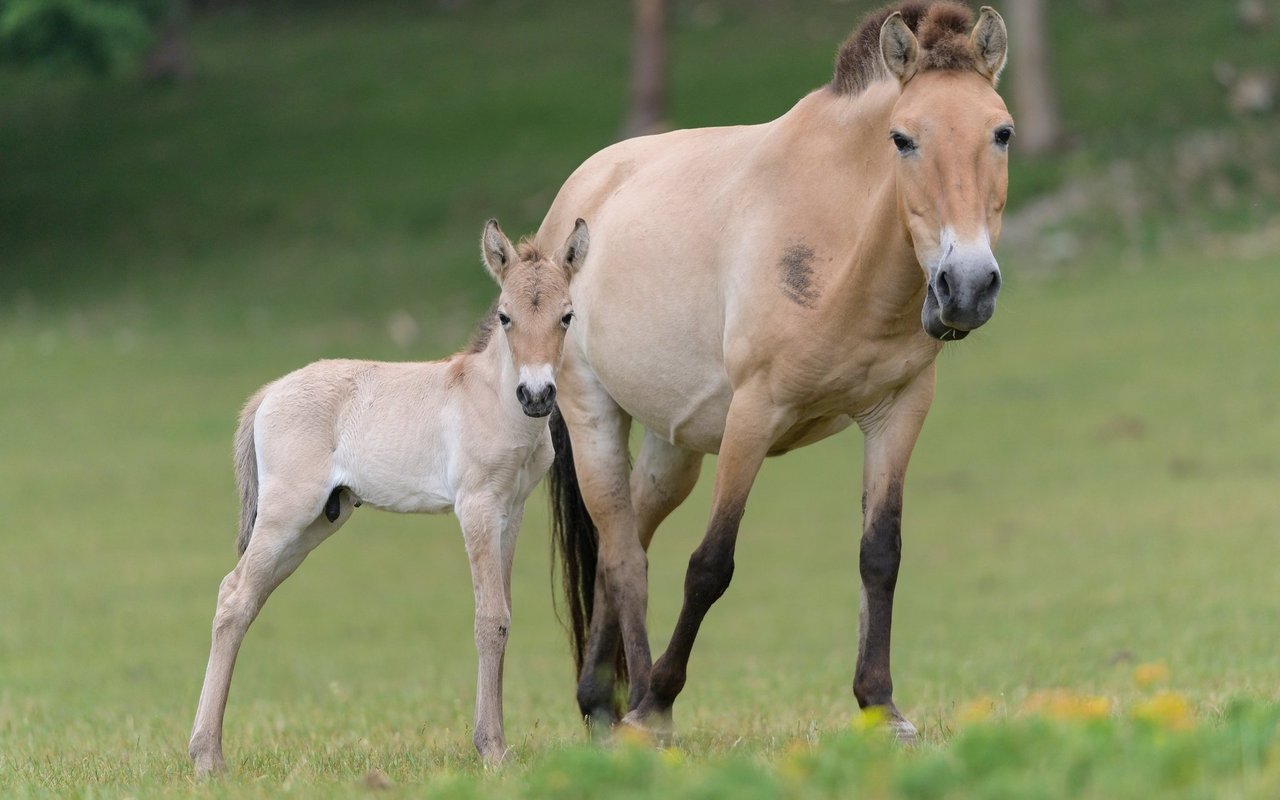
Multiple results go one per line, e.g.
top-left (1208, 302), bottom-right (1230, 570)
top-left (457, 494), bottom-right (513, 766)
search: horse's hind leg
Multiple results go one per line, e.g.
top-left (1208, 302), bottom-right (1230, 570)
top-left (458, 493), bottom-right (514, 766)
top-left (557, 383), bottom-right (654, 721)
top-left (189, 488), bottom-right (350, 777)
top-left (578, 430), bottom-right (704, 729)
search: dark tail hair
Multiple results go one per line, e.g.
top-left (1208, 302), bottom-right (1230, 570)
top-left (548, 408), bottom-right (599, 675)
top-left (233, 388), bottom-right (267, 556)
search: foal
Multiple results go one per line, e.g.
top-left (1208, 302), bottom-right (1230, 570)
top-left (188, 219), bottom-right (590, 777)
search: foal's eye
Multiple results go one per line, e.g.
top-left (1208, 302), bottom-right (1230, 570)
top-left (890, 131), bottom-right (916, 155)
top-left (994, 126), bottom-right (1014, 147)
top-left (560, 312), bottom-right (574, 328)
top-left (498, 312), bottom-right (511, 328)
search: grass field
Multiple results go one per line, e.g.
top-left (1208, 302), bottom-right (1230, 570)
top-left (2, 1), bottom-right (1279, 797)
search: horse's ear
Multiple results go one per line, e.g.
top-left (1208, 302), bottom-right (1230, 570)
top-left (481, 218), bottom-right (517, 283)
top-left (558, 218), bottom-right (590, 278)
top-left (971, 6), bottom-right (1008, 84)
top-left (880, 12), bottom-right (919, 83)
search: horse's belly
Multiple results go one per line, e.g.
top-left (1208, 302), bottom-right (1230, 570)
top-left (583, 334), bottom-right (732, 454)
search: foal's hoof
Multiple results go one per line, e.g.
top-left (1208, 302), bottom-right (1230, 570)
top-left (618, 707), bottom-right (674, 747)
top-left (191, 754), bottom-right (227, 781)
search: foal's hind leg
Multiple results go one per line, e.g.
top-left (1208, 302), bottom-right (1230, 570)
top-left (578, 430), bottom-right (704, 730)
top-left (457, 493), bottom-right (514, 766)
top-left (189, 490), bottom-right (350, 777)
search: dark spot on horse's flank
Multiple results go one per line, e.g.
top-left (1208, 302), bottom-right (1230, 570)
top-left (779, 243), bottom-right (820, 309)
top-left (325, 487), bottom-right (344, 522)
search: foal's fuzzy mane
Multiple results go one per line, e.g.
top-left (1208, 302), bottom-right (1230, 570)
top-left (831, 1), bottom-right (977, 96)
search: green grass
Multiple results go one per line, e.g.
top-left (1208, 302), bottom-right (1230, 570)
top-left (3, 252), bottom-right (1278, 797)
top-left (2, 1), bottom-right (1279, 797)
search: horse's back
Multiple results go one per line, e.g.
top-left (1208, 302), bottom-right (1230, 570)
top-left (539, 110), bottom-right (822, 450)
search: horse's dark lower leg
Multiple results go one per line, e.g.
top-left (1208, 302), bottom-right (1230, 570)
top-left (636, 500), bottom-right (744, 720)
top-left (625, 397), bottom-right (777, 729)
top-left (852, 373), bottom-right (932, 743)
top-left (853, 484), bottom-right (903, 712)
top-left (576, 560), bottom-right (624, 729)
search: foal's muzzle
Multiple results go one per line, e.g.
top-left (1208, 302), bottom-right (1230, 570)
top-left (922, 257), bottom-right (1001, 341)
top-left (516, 383), bottom-right (556, 418)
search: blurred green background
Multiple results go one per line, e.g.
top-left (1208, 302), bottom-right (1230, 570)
top-left (2, 1), bottom-right (1278, 796)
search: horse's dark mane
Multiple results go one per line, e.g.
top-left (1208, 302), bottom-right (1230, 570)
top-left (831, 1), bottom-right (976, 97)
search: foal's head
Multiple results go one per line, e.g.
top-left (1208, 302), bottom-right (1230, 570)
top-left (877, 3), bottom-right (1013, 340)
top-left (480, 218), bottom-right (589, 417)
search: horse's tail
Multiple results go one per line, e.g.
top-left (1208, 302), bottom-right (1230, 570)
top-left (548, 408), bottom-right (600, 678)
top-left (233, 388), bottom-right (267, 556)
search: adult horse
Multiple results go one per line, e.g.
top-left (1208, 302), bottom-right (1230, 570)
top-left (539, 1), bottom-right (1013, 741)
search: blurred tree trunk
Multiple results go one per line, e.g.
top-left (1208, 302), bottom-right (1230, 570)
top-left (1007, 0), bottom-right (1062, 155)
top-left (143, 0), bottom-right (193, 82)
top-left (620, 0), bottom-right (669, 139)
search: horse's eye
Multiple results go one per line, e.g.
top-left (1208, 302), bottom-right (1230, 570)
top-left (561, 312), bottom-right (574, 328)
top-left (994, 126), bottom-right (1014, 147)
top-left (890, 131), bottom-right (916, 155)
top-left (498, 312), bottom-right (511, 328)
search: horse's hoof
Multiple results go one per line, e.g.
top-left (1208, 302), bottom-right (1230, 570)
top-left (586, 709), bottom-right (619, 741)
top-left (886, 713), bottom-right (918, 745)
top-left (618, 708), bottom-right (673, 746)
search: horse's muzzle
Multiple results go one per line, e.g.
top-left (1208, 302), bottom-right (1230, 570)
top-left (922, 259), bottom-right (1001, 341)
top-left (517, 383), bottom-right (556, 418)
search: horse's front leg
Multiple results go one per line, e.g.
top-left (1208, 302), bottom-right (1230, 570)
top-left (457, 493), bottom-right (513, 766)
top-left (853, 366), bottom-right (935, 744)
top-left (625, 388), bottom-right (790, 733)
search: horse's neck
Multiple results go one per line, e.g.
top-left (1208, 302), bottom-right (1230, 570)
top-left (782, 86), bottom-right (929, 339)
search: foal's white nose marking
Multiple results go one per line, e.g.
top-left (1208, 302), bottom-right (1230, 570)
top-left (518, 363), bottom-right (555, 390)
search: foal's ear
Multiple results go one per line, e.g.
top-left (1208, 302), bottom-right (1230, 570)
top-left (970, 6), bottom-right (1008, 84)
top-left (557, 218), bottom-right (590, 278)
top-left (481, 218), bottom-right (517, 283)
top-left (880, 11), bottom-right (919, 83)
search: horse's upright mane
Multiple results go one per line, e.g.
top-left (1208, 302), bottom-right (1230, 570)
top-left (464, 240), bottom-right (553, 355)
top-left (831, 1), bottom-right (976, 96)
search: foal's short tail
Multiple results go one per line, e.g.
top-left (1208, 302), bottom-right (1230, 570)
top-left (233, 388), bottom-right (267, 556)
top-left (548, 408), bottom-right (599, 677)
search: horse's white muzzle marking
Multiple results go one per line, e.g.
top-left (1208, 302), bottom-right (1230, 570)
top-left (516, 364), bottom-right (556, 418)
top-left (923, 228), bottom-right (1001, 339)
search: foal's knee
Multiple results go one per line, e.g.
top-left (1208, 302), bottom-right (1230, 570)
top-left (474, 612), bottom-right (511, 652)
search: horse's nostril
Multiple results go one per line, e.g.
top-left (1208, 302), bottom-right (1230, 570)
top-left (516, 385), bottom-right (530, 405)
top-left (987, 270), bottom-right (1001, 293)
top-left (935, 270), bottom-right (952, 304)
top-left (544, 385), bottom-right (557, 405)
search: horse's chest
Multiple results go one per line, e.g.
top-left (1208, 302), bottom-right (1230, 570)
top-left (779, 346), bottom-right (933, 423)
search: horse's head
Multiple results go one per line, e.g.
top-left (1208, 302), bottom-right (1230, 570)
top-left (880, 4), bottom-right (1013, 341)
top-left (480, 218), bottom-right (589, 417)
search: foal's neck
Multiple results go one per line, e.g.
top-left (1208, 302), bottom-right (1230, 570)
top-left (471, 334), bottom-right (550, 440)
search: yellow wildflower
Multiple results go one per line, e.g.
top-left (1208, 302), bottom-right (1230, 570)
top-left (1133, 662), bottom-right (1170, 688)
top-left (956, 697), bottom-right (997, 724)
top-left (852, 705), bottom-right (888, 732)
top-left (659, 747), bottom-right (684, 767)
top-left (1021, 690), bottom-right (1111, 721)
top-left (1131, 692), bottom-right (1194, 731)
